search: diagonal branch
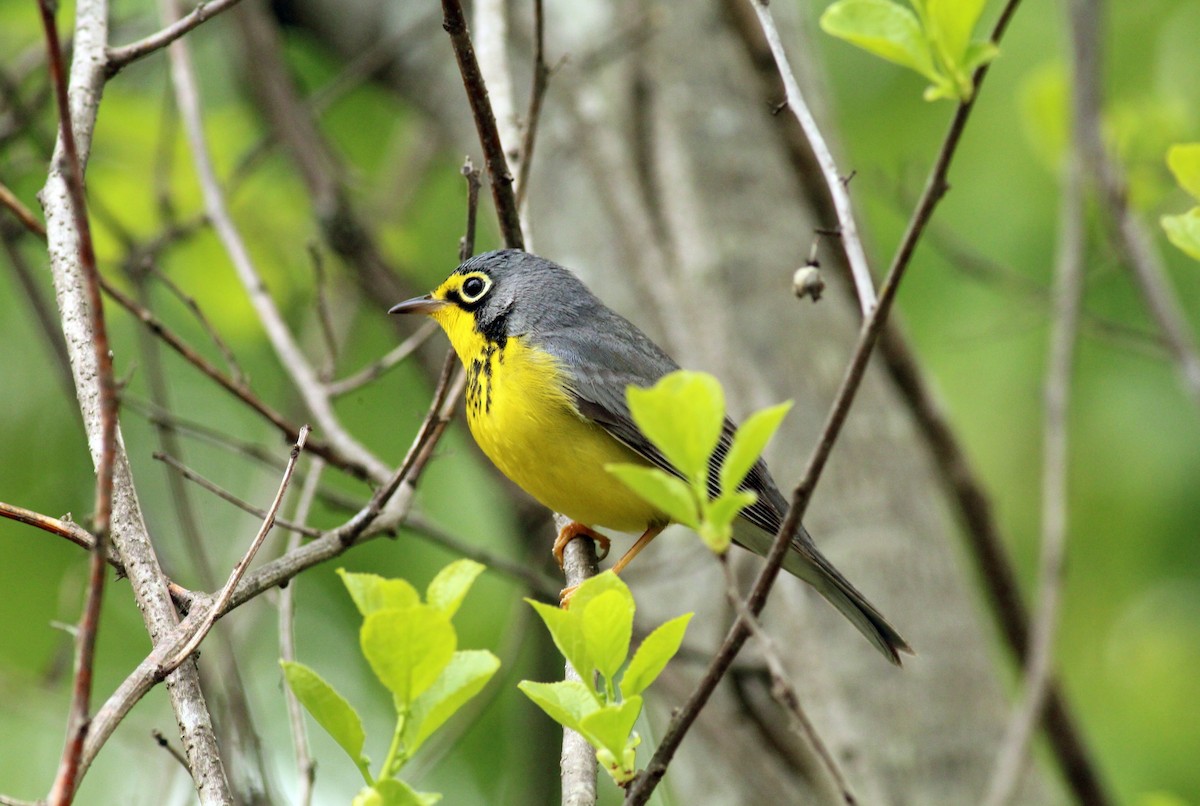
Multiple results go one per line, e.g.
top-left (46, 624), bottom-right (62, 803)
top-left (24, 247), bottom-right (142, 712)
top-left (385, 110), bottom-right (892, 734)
top-left (626, 4), bottom-right (1024, 802)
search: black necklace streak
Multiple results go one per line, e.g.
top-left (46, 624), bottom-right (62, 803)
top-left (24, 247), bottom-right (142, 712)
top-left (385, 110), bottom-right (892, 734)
top-left (465, 299), bottom-right (514, 418)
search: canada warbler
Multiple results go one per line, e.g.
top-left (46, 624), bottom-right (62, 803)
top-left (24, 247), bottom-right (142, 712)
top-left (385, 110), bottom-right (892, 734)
top-left (390, 249), bottom-right (911, 665)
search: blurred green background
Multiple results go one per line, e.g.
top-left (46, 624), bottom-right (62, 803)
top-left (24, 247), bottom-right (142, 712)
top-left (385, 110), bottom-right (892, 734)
top-left (1, 0), bottom-right (1199, 803)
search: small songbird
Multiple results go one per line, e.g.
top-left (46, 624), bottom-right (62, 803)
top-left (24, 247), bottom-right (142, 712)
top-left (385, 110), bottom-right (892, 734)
top-left (390, 249), bottom-right (911, 665)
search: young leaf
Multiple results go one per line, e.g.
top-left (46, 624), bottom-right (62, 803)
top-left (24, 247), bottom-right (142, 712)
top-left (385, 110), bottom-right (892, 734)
top-left (620, 613), bottom-right (693, 698)
top-left (353, 779), bottom-right (441, 806)
top-left (339, 569), bottom-right (420, 616)
top-left (700, 490), bottom-right (758, 553)
top-left (1162, 208), bottom-right (1200, 261)
top-left (1167, 143), bottom-right (1200, 201)
top-left (361, 605), bottom-right (456, 707)
top-left (578, 696), bottom-right (643, 764)
top-left (567, 572), bottom-right (636, 620)
top-left (820, 0), bottom-right (939, 82)
top-left (425, 559), bottom-right (485, 619)
top-left (518, 679), bottom-right (602, 733)
top-left (528, 599), bottom-right (593, 686)
top-left (280, 661), bottom-right (370, 778)
top-left (580, 589), bottom-right (634, 683)
top-left (626, 371), bottom-right (725, 481)
top-left (403, 650), bottom-right (500, 755)
top-left (924, 0), bottom-right (987, 67)
top-left (718, 401), bottom-right (792, 494)
top-left (606, 464), bottom-right (700, 528)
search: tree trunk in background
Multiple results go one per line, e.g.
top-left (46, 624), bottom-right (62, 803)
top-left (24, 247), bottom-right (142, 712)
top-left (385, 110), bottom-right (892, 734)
top-left (278, 0), bottom-right (1059, 801)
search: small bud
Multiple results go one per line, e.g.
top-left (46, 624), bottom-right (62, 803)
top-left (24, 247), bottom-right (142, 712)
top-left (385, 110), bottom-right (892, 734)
top-left (792, 265), bottom-right (825, 302)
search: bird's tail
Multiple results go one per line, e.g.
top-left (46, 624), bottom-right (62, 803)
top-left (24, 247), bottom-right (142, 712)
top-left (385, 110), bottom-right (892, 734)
top-left (734, 520), bottom-right (913, 665)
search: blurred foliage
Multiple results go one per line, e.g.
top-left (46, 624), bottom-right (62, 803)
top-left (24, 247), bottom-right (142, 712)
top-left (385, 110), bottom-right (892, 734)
top-left (0, 0), bottom-right (1198, 804)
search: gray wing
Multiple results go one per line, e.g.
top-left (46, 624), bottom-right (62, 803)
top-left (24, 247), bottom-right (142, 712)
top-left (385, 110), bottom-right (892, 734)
top-left (534, 313), bottom-right (790, 536)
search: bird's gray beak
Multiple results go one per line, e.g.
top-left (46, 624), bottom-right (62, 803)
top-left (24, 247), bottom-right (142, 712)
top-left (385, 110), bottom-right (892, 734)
top-left (388, 295), bottom-right (447, 316)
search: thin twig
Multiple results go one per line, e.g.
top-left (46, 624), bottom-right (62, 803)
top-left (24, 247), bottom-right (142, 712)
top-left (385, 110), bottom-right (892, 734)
top-left (327, 320), bottom-right (439, 397)
top-left (625, 3), bottom-right (1023, 801)
top-left (0, 180), bottom-right (46, 237)
top-left (38, 2), bottom-right (118, 801)
top-left (717, 556), bottom-right (855, 805)
top-left (514, 0), bottom-right (550, 210)
top-left (441, 0), bottom-right (525, 250)
top-left (167, 426), bottom-right (309, 668)
top-left (308, 243), bottom-right (339, 382)
top-left (459, 157), bottom-right (483, 262)
top-left (142, 261), bottom-right (247, 386)
top-left (1, 224), bottom-right (73, 392)
top-left (279, 459), bottom-right (323, 806)
top-left (100, 277), bottom-right (372, 480)
top-left (745, 0), bottom-right (876, 317)
top-left (105, 0), bottom-right (248, 76)
top-left (154, 451), bottom-right (324, 538)
top-left (151, 729), bottom-right (191, 771)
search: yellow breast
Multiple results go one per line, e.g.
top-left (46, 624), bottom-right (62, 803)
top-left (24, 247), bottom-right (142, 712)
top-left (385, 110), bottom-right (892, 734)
top-left (432, 306), bottom-right (663, 532)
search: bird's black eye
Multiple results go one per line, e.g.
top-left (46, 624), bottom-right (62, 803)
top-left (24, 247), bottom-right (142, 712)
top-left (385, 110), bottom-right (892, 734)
top-left (460, 273), bottom-right (491, 303)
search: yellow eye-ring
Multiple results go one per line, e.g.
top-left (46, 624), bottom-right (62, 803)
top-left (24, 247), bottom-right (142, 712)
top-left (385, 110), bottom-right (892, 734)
top-left (460, 272), bottom-right (492, 303)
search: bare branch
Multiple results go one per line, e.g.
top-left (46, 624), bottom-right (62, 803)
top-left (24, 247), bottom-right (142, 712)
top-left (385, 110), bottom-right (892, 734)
top-left (459, 157), bottom-right (483, 262)
top-left (717, 556), bottom-right (855, 805)
top-left (105, 0), bottom-right (248, 76)
top-left (168, 426), bottom-right (310, 668)
top-left (154, 451), bottom-right (323, 538)
top-left (37, 2), bottom-right (118, 799)
top-left (557, 514), bottom-right (599, 806)
top-left (0, 180), bottom-right (46, 237)
top-left (441, 0), bottom-right (525, 250)
top-left (514, 0), bottom-right (551, 211)
top-left (744, 0), bottom-right (876, 317)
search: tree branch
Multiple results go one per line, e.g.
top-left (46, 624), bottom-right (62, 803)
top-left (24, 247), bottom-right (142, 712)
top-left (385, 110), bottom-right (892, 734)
top-left (626, 4), bottom-right (1023, 802)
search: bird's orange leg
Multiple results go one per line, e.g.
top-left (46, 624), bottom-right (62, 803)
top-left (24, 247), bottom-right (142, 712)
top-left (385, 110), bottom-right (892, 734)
top-left (552, 521), bottom-right (611, 569)
top-left (560, 523), bottom-right (665, 608)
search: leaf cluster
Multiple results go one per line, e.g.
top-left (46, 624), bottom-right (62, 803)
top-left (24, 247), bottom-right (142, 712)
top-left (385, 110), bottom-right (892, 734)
top-left (1162, 144), bottom-right (1200, 260)
top-left (606, 370), bottom-right (791, 554)
top-left (820, 0), bottom-right (997, 101)
top-left (518, 573), bottom-right (692, 786)
top-left (281, 560), bottom-right (500, 806)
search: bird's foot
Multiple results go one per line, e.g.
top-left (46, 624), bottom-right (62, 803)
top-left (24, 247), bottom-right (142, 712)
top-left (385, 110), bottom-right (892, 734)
top-left (552, 521), bottom-right (610, 569)
top-left (559, 583), bottom-right (579, 608)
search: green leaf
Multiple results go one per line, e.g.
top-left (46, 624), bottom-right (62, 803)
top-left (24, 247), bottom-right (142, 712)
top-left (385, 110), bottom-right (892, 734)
top-left (569, 572), bottom-right (636, 622)
top-left (621, 613), bottom-right (693, 697)
top-left (626, 371), bottom-right (725, 481)
top-left (581, 589), bottom-right (634, 683)
top-left (701, 490), bottom-right (758, 553)
top-left (280, 661), bottom-right (369, 777)
top-left (820, 0), bottom-right (939, 82)
top-left (579, 696), bottom-right (643, 760)
top-left (425, 559), bottom-right (485, 619)
top-left (1167, 143), bottom-right (1200, 201)
top-left (404, 650), bottom-right (500, 754)
top-left (1162, 208), bottom-right (1200, 261)
top-left (962, 40), bottom-right (999, 72)
top-left (340, 569), bottom-right (420, 616)
top-left (518, 680), bottom-right (601, 732)
top-left (924, 0), bottom-right (987, 67)
top-left (718, 401), bottom-right (792, 494)
top-left (361, 605), bottom-right (456, 707)
top-left (353, 779), bottom-right (441, 806)
top-left (606, 464), bottom-right (700, 528)
top-left (528, 600), bottom-right (593, 685)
